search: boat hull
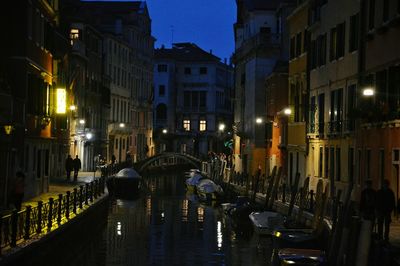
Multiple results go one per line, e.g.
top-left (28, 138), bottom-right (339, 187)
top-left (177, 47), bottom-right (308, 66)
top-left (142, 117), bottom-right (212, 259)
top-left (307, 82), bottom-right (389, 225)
top-left (249, 211), bottom-right (285, 235)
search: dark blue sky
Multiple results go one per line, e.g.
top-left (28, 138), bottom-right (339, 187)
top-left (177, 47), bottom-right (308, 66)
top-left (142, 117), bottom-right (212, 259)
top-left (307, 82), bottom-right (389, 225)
top-left (146, 0), bottom-right (236, 61)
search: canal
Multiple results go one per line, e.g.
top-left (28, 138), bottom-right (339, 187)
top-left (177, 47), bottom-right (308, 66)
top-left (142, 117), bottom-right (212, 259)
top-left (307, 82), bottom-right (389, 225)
top-left (71, 173), bottom-right (273, 266)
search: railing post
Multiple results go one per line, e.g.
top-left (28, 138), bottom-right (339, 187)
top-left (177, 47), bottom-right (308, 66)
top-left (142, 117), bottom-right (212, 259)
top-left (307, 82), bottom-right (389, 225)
top-left (309, 190), bottom-right (314, 212)
top-left (66, 191), bottom-right (70, 219)
top-left (48, 198), bottom-right (54, 231)
top-left (90, 182), bottom-right (94, 202)
top-left (37, 201), bottom-right (43, 234)
top-left (24, 205), bottom-right (32, 240)
top-left (79, 185), bottom-right (83, 209)
top-left (57, 194), bottom-right (62, 225)
top-left (94, 180), bottom-right (98, 199)
top-left (282, 183), bottom-right (286, 203)
top-left (10, 210), bottom-right (18, 247)
top-left (73, 188), bottom-right (77, 214)
top-left (85, 183), bottom-right (89, 205)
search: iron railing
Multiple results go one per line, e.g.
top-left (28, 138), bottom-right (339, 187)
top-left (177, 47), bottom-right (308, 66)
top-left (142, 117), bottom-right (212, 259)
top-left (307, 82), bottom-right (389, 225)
top-left (0, 177), bottom-right (106, 255)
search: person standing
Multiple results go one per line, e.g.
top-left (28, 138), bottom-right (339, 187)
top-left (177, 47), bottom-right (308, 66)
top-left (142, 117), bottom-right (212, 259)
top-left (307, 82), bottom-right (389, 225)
top-left (13, 171), bottom-right (25, 210)
top-left (376, 179), bottom-right (395, 241)
top-left (73, 155), bottom-right (81, 182)
top-left (359, 180), bottom-right (376, 222)
top-left (65, 155), bottom-right (74, 181)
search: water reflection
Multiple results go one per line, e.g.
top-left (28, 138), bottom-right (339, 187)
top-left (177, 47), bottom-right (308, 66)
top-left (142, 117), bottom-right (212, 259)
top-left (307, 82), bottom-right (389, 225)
top-left (73, 174), bottom-right (272, 266)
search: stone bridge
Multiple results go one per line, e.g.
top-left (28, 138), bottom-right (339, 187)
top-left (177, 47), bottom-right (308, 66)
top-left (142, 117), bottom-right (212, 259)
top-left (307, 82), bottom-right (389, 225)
top-left (135, 152), bottom-right (202, 173)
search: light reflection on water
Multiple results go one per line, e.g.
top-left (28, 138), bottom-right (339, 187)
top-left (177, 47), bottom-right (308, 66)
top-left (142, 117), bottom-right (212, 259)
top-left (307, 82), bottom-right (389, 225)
top-left (75, 174), bottom-right (272, 266)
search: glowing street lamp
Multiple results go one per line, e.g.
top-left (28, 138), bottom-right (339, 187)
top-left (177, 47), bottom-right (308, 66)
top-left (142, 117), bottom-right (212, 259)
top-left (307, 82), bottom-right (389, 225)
top-left (255, 117), bottom-right (263, 124)
top-left (79, 119), bottom-right (85, 125)
top-left (86, 132), bottom-right (93, 140)
top-left (218, 123), bottom-right (226, 132)
top-left (69, 105), bottom-right (76, 111)
top-left (283, 108), bottom-right (292, 115)
top-left (362, 87), bottom-right (375, 96)
top-left (162, 129), bottom-right (168, 134)
top-left (119, 123), bottom-right (125, 128)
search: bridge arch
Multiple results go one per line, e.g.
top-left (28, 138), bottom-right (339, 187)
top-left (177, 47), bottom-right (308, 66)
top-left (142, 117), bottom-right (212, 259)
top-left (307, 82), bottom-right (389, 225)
top-left (137, 152), bottom-right (202, 172)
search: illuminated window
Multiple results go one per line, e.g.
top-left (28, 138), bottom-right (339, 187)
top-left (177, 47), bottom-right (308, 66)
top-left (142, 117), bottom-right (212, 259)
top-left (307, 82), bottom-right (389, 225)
top-left (199, 120), bottom-right (206, 131)
top-left (183, 120), bottom-right (190, 131)
top-left (70, 28), bottom-right (79, 45)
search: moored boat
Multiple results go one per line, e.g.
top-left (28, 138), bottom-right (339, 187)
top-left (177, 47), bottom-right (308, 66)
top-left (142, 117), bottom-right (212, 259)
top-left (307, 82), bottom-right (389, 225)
top-left (274, 248), bottom-right (327, 265)
top-left (249, 211), bottom-right (285, 235)
top-left (185, 173), bottom-right (205, 192)
top-left (196, 178), bottom-right (224, 202)
top-left (106, 168), bottom-right (142, 199)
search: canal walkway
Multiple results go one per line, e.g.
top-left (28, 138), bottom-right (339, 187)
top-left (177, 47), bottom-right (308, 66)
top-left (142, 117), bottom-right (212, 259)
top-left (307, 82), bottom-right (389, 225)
top-left (21, 171), bottom-right (102, 208)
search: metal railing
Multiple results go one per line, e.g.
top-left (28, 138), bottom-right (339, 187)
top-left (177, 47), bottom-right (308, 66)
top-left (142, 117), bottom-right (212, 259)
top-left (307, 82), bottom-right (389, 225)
top-left (0, 177), bottom-right (106, 255)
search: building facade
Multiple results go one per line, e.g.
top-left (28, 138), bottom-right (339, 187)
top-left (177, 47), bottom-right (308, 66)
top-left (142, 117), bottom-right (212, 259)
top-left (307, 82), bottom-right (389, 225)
top-left (287, 0), bottom-right (309, 186)
top-left (232, 0), bottom-right (294, 176)
top-left (153, 43), bottom-right (234, 158)
top-left (355, 0), bottom-right (400, 199)
top-left (307, 0), bottom-right (360, 195)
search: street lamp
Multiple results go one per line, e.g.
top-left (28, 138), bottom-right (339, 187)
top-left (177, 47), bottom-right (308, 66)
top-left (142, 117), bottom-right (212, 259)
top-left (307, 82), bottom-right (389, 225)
top-left (256, 117), bottom-right (263, 124)
top-left (162, 128), bottom-right (168, 134)
top-left (79, 119), bottom-right (85, 125)
top-left (86, 132), bottom-right (93, 140)
top-left (119, 123), bottom-right (125, 128)
top-left (283, 108), bottom-right (292, 115)
top-left (69, 105), bottom-right (76, 111)
top-left (362, 87), bottom-right (375, 96)
top-left (218, 123), bottom-right (226, 132)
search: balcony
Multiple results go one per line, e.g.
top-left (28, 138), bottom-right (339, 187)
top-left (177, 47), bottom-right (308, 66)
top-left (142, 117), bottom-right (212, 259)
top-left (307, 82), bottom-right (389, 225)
top-left (307, 120), bottom-right (355, 138)
top-left (232, 31), bottom-right (281, 63)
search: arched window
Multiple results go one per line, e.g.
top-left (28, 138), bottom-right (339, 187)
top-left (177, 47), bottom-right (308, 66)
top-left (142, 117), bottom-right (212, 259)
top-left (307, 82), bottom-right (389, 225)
top-left (156, 103), bottom-right (167, 120)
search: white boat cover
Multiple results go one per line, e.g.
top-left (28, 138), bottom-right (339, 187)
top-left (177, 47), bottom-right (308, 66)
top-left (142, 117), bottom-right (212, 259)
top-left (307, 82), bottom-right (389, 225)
top-left (249, 211), bottom-right (284, 230)
top-left (186, 173), bottom-right (204, 186)
top-left (196, 179), bottom-right (223, 194)
top-left (115, 168), bottom-right (141, 179)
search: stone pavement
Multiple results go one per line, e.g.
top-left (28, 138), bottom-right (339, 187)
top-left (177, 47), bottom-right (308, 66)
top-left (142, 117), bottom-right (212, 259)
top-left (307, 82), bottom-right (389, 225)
top-left (390, 218), bottom-right (400, 248)
top-left (22, 171), bottom-right (102, 208)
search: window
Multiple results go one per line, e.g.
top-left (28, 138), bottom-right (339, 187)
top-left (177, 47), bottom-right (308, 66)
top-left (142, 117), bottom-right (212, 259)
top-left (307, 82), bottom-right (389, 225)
top-left (317, 33), bottom-right (327, 66)
top-left (159, 85), bottom-right (165, 96)
top-left (319, 147), bottom-right (323, 177)
top-left (290, 36), bottom-right (296, 59)
top-left (325, 147), bottom-right (329, 178)
top-left (183, 119), bottom-right (191, 131)
top-left (310, 40), bottom-right (316, 69)
top-left (184, 67), bottom-right (191, 75)
top-left (70, 28), bottom-right (79, 45)
top-left (337, 22), bottom-right (346, 58)
top-left (199, 120), bottom-right (207, 131)
top-left (336, 148), bottom-right (341, 181)
top-left (330, 147), bottom-right (335, 181)
top-left (346, 85), bottom-right (356, 131)
top-left (200, 67), bottom-right (207, 74)
top-left (296, 32), bottom-right (302, 57)
top-left (157, 64), bottom-right (167, 72)
top-left (329, 88), bottom-right (343, 134)
top-left (156, 104), bottom-right (167, 120)
top-left (184, 91), bottom-right (191, 107)
top-left (199, 91), bottom-right (207, 107)
top-left (357, 150), bottom-right (362, 184)
top-left (330, 28), bottom-right (337, 61)
top-left (349, 13), bottom-right (359, 52)
top-left (366, 149), bottom-right (371, 179)
top-left (348, 147), bottom-right (354, 182)
top-left (368, 0), bottom-right (375, 30)
top-left (318, 93), bottom-right (325, 135)
top-left (303, 29), bottom-right (308, 53)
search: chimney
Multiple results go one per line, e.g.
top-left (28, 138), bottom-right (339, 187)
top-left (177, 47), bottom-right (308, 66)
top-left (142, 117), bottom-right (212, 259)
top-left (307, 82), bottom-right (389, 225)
top-left (209, 49), bottom-right (213, 54)
top-left (224, 58), bottom-right (227, 64)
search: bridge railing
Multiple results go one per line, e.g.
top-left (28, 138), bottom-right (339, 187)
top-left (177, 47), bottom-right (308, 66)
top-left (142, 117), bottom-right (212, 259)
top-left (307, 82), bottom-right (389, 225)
top-left (0, 177), bottom-right (106, 255)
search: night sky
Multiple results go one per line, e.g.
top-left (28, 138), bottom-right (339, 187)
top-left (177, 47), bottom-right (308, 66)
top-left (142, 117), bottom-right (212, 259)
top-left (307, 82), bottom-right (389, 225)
top-left (146, 0), bottom-right (236, 61)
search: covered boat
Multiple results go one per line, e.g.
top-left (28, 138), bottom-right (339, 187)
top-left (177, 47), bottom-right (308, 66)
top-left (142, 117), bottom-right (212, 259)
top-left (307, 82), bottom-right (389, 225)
top-left (274, 248), bottom-right (327, 265)
top-left (106, 168), bottom-right (142, 199)
top-left (185, 173), bottom-right (205, 192)
top-left (272, 229), bottom-right (318, 250)
top-left (196, 179), bottom-right (224, 201)
top-left (249, 211), bottom-right (285, 235)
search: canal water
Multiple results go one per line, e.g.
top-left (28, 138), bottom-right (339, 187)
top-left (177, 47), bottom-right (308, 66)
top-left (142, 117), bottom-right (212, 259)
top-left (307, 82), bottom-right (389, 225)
top-left (75, 174), bottom-right (273, 266)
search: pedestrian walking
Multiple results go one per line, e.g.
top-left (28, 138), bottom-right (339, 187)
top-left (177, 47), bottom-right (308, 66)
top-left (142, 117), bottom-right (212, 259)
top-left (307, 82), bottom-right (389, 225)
top-left (13, 171), bottom-right (25, 211)
top-left (376, 179), bottom-right (395, 241)
top-left (65, 155), bottom-right (74, 181)
top-left (359, 180), bottom-right (376, 222)
top-left (73, 155), bottom-right (81, 182)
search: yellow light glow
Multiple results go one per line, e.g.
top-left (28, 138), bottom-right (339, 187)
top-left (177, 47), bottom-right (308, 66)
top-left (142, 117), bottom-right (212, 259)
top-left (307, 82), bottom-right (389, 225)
top-left (56, 88), bottom-right (66, 114)
top-left (69, 105), bottom-right (76, 111)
